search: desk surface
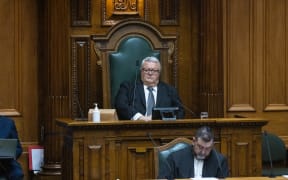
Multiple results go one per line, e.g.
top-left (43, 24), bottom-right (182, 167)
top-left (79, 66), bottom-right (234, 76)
top-left (172, 177), bottom-right (288, 180)
top-left (224, 177), bottom-right (287, 180)
top-left (56, 117), bottom-right (268, 127)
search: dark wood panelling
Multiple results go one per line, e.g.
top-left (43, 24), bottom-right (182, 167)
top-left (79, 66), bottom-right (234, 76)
top-left (0, 0), bottom-right (39, 179)
top-left (71, 36), bottom-right (91, 119)
top-left (71, 0), bottom-right (91, 26)
top-left (199, 0), bottom-right (224, 117)
top-left (38, 0), bottom-right (70, 177)
top-left (159, 0), bottom-right (179, 25)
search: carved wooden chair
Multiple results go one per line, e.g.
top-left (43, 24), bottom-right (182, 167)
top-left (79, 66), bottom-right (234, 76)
top-left (91, 20), bottom-right (177, 108)
top-left (154, 137), bottom-right (193, 178)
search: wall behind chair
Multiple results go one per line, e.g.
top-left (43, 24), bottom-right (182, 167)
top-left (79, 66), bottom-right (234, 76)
top-left (0, 0), bottom-right (39, 179)
top-left (222, 0), bottom-right (288, 138)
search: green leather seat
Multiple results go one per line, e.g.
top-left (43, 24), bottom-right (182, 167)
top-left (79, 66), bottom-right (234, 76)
top-left (262, 132), bottom-right (288, 176)
top-left (109, 36), bottom-right (160, 107)
top-left (154, 137), bottom-right (193, 178)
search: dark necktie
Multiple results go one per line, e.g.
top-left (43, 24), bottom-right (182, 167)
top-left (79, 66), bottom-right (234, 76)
top-left (146, 87), bottom-right (155, 116)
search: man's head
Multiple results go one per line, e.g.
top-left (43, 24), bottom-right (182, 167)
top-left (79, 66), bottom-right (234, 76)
top-left (192, 126), bottom-right (214, 160)
top-left (140, 56), bottom-right (161, 87)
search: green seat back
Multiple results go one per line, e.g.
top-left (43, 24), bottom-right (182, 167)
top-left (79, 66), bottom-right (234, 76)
top-left (159, 142), bottom-right (190, 160)
top-left (262, 132), bottom-right (288, 176)
top-left (262, 133), bottom-right (286, 163)
top-left (109, 36), bottom-right (160, 107)
top-left (158, 142), bottom-right (191, 177)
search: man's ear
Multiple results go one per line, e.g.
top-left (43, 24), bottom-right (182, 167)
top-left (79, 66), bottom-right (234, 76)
top-left (192, 137), bottom-right (196, 145)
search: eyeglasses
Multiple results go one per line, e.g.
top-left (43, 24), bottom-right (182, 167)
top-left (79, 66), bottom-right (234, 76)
top-left (141, 68), bottom-right (160, 74)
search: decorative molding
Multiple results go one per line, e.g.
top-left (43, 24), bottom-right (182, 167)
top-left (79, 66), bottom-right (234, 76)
top-left (264, 104), bottom-right (288, 111)
top-left (159, 0), bottom-right (179, 26)
top-left (101, 0), bottom-right (146, 26)
top-left (93, 42), bottom-right (102, 66)
top-left (71, 0), bottom-right (91, 27)
top-left (228, 104), bottom-right (256, 112)
top-left (71, 36), bottom-right (91, 119)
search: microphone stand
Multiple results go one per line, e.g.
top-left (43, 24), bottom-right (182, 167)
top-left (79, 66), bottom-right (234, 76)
top-left (263, 131), bottom-right (275, 178)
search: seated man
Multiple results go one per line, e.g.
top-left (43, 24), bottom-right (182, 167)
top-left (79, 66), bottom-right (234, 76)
top-left (158, 126), bottom-right (229, 179)
top-left (0, 116), bottom-right (24, 179)
top-left (114, 56), bottom-right (185, 121)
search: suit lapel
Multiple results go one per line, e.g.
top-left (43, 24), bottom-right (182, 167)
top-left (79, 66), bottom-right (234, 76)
top-left (136, 81), bottom-right (146, 107)
top-left (156, 82), bottom-right (164, 106)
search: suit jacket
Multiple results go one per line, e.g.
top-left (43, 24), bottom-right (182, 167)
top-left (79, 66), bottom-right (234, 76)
top-left (0, 116), bottom-right (24, 179)
top-left (158, 146), bottom-right (229, 179)
top-left (114, 80), bottom-right (185, 120)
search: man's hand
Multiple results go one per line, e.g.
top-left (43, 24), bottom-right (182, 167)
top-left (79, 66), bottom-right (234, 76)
top-left (138, 115), bottom-right (152, 121)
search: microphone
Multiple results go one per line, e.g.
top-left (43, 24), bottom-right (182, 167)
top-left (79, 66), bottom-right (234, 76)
top-left (75, 96), bottom-right (86, 120)
top-left (132, 59), bottom-right (140, 109)
top-left (181, 102), bottom-right (197, 118)
top-left (213, 148), bottom-right (228, 178)
top-left (146, 132), bottom-right (173, 179)
top-left (147, 132), bottom-right (158, 147)
top-left (263, 131), bottom-right (275, 178)
top-left (170, 93), bottom-right (197, 118)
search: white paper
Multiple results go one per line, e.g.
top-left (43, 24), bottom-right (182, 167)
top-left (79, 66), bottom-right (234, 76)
top-left (31, 148), bottom-right (44, 171)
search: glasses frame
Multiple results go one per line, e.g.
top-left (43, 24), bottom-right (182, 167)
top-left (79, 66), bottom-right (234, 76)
top-left (141, 68), bottom-right (160, 74)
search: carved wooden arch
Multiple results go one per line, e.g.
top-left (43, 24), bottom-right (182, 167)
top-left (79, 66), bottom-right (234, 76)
top-left (91, 19), bottom-right (177, 108)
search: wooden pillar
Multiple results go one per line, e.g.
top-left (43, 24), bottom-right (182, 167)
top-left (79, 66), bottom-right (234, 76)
top-left (200, 0), bottom-right (224, 117)
top-left (38, 0), bottom-right (70, 177)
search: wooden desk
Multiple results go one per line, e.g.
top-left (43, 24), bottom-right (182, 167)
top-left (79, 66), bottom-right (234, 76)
top-left (225, 177), bottom-right (287, 180)
top-left (172, 177), bottom-right (287, 180)
top-left (56, 118), bottom-right (268, 180)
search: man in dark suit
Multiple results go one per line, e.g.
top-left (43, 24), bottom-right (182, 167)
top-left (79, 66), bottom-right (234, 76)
top-left (114, 56), bottom-right (185, 120)
top-left (158, 126), bottom-right (229, 179)
top-left (0, 116), bottom-right (24, 179)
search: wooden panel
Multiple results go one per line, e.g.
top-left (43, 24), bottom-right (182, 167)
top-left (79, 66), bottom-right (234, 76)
top-left (221, 126), bottom-right (263, 176)
top-left (264, 0), bottom-right (288, 111)
top-left (234, 142), bottom-right (249, 176)
top-left (225, 0), bottom-right (256, 112)
top-left (71, 36), bottom-right (91, 119)
top-left (199, 0), bottom-right (224, 117)
top-left (73, 138), bottom-right (84, 180)
top-left (0, 0), bottom-right (39, 178)
top-left (87, 144), bottom-right (102, 179)
top-left (126, 143), bottom-right (154, 179)
top-left (71, 0), bottom-right (91, 26)
top-left (159, 0), bottom-right (179, 25)
top-left (0, 0), bottom-right (20, 116)
top-left (57, 118), bottom-right (267, 179)
top-left (177, 0), bottom-right (200, 118)
top-left (223, 0), bottom-right (288, 150)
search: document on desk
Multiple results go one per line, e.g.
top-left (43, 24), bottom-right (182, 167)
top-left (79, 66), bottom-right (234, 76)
top-left (283, 175), bottom-right (288, 179)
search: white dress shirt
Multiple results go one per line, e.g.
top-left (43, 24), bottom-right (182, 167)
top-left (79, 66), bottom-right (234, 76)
top-left (132, 85), bottom-right (157, 120)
